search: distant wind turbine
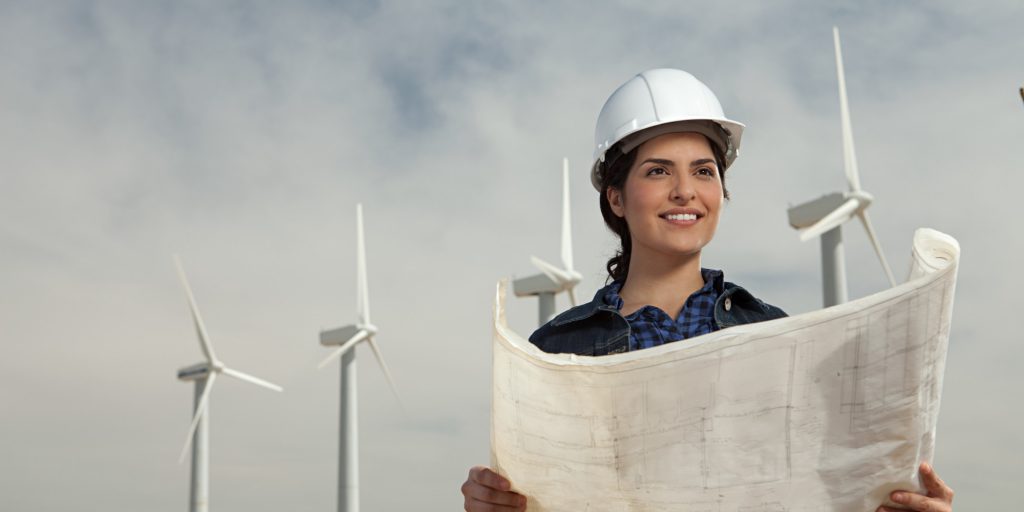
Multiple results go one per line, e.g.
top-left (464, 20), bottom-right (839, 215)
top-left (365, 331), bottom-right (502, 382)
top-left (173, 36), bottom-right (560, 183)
top-left (317, 203), bottom-right (402, 512)
top-left (787, 27), bottom-right (897, 307)
top-left (174, 256), bottom-right (283, 512)
top-left (513, 158), bottom-right (583, 325)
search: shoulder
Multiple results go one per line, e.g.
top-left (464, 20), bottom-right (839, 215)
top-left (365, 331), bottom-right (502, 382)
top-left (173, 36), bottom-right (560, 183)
top-left (715, 281), bottom-right (787, 328)
top-left (529, 298), bottom-right (630, 356)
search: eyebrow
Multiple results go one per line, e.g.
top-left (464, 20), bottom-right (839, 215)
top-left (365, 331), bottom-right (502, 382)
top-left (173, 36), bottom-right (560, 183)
top-left (639, 157), bottom-right (717, 168)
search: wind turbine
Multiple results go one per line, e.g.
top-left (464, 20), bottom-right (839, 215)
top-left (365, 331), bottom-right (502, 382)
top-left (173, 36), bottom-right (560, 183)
top-left (173, 256), bottom-right (283, 512)
top-left (787, 27), bottom-right (897, 308)
top-left (317, 203), bottom-right (402, 512)
top-left (513, 158), bottom-right (583, 325)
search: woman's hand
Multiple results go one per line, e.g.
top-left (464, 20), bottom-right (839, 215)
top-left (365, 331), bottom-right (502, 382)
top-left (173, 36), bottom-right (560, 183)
top-left (878, 462), bottom-right (954, 512)
top-left (461, 465), bottom-right (528, 511)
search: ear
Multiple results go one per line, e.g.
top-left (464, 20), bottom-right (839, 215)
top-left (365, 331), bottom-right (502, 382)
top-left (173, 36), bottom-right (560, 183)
top-left (606, 186), bottom-right (625, 218)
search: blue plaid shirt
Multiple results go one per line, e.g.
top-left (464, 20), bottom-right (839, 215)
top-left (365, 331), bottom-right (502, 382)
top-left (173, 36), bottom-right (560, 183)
top-left (601, 268), bottom-right (724, 351)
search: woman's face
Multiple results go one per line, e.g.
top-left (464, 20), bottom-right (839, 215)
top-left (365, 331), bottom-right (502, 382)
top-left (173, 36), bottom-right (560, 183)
top-left (607, 131), bottom-right (724, 261)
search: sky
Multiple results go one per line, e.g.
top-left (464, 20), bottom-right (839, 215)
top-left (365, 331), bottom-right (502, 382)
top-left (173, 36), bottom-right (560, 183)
top-left (1, 1), bottom-right (1021, 510)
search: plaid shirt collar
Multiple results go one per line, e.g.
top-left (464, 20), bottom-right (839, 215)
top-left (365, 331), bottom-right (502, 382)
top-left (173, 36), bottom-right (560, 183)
top-left (600, 268), bottom-right (725, 351)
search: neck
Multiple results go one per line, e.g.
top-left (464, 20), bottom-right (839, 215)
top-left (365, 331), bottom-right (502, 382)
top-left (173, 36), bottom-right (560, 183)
top-left (618, 247), bottom-right (705, 317)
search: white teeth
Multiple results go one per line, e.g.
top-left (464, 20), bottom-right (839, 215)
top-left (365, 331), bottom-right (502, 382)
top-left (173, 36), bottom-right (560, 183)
top-left (664, 213), bottom-right (697, 221)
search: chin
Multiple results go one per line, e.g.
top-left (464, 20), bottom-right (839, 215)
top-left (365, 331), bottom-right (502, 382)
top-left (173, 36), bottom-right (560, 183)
top-left (654, 243), bottom-right (706, 259)
top-left (634, 231), bottom-right (714, 260)
top-left (668, 237), bottom-right (711, 256)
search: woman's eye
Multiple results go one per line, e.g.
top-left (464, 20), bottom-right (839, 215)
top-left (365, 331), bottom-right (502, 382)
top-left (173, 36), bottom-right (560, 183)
top-left (646, 167), bottom-right (668, 176)
top-left (696, 167), bottom-right (716, 177)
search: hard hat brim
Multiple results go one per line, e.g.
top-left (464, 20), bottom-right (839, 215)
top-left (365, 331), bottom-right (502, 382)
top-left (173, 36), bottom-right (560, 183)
top-left (590, 118), bottom-right (744, 191)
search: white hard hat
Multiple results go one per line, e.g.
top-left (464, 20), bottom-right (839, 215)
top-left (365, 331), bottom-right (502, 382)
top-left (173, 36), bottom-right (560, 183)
top-left (591, 68), bottom-right (745, 191)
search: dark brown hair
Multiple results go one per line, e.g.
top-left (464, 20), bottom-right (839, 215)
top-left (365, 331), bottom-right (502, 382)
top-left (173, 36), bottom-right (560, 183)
top-left (598, 135), bottom-right (730, 283)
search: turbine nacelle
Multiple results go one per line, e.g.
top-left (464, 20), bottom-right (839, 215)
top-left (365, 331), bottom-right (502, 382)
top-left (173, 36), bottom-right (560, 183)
top-left (529, 256), bottom-right (583, 290)
top-left (319, 323), bottom-right (379, 347)
top-left (176, 362), bottom-right (212, 381)
top-left (793, 190), bottom-right (874, 242)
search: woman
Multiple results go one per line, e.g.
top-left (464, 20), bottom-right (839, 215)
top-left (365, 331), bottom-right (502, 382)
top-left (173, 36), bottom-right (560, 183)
top-left (462, 69), bottom-right (954, 512)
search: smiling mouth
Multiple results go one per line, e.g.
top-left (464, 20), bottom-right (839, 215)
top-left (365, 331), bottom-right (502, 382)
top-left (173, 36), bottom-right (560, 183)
top-left (663, 213), bottom-right (697, 221)
top-left (661, 213), bottom-right (702, 221)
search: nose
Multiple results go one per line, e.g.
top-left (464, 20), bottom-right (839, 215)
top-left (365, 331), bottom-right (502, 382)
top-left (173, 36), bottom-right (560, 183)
top-left (670, 174), bottom-right (696, 202)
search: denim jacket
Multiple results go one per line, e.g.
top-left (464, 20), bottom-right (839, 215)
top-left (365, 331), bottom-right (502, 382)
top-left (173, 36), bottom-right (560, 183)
top-left (529, 282), bottom-right (787, 356)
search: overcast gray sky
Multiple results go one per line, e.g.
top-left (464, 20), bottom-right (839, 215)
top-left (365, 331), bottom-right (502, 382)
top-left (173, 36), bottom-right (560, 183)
top-left (1, 1), bottom-right (1021, 510)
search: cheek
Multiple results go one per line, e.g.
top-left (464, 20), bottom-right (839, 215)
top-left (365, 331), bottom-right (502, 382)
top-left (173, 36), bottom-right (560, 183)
top-left (702, 184), bottom-right (725, 211)
top-left (700, 186), bottom-right (724, 228)
top-left (622, 183), bottom-right (662, 215)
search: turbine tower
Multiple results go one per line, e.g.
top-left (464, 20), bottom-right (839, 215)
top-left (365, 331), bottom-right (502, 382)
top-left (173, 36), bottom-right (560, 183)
top-left (788, 27), bottom-right (897, 307)
top-left (174, 256), bottom-right (283, 512)
top-left (513, 158), bottom-right (583, 325)
top-left (317, 203), bottom-right (402, 512)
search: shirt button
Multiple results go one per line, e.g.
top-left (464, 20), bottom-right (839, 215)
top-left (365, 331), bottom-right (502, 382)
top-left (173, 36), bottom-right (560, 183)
top-left (724, 297), bottom-right (732, 311)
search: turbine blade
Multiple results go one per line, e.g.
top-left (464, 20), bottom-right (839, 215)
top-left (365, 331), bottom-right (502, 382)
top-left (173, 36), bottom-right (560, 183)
top-left (221, 367), bottom-right (283, 392)
top-left (317, 347), bottom-right (346, 370)
top-left (561, 158), bottom-right (574, 272)
top-left (356, 203), bottom-right (371, 325)
top-left (316, 329), bottom-right (369, 369)
top-left (173, 255), bottom-right (219, 365)
top-left (530, 255), bottom-right (573, 284)
top-left (567, 287), bottom-right (578, 307)
top-left (365, 336), bottom-right (405, 412)
top-left (179, 371), bottom-right (217, 464)
top-left (857, 210), bottom-right (897, 286)
top-left (798, 197), bottom-right (860, 242)
top-left (834, 26), bottom-right (862, 192)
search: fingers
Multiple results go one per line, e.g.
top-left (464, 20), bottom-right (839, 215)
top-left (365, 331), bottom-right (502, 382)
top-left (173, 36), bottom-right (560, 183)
top-left (877, 463), bottom-right (954, 512)
top-left (463, 466), bottom-right (527, 511)
top-left (918, 462), bottom-right (954, 502)
top-left (462, 481), bottom-right (526, 508)
top-left (464, 494), bottom-right (526, 512)
top-left (470, 465), bottom-right (512, 491)
top-left (887, 490), bottom-right (951, 512)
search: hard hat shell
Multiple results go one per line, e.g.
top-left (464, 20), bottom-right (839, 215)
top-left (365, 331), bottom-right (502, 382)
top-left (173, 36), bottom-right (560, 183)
top-left (591, 68), bottom-right (745, 191)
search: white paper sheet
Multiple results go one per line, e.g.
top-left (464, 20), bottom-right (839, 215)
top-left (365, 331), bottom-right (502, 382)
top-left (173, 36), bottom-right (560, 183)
top-left (491, 228), bottom-right (959, 512)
